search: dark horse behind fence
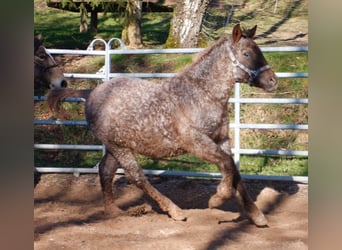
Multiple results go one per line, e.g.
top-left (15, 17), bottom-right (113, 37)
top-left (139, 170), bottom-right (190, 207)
top-left (34, 34), bottom-right (67, 95)
top-left (48, 24), bottom-right (278, 227)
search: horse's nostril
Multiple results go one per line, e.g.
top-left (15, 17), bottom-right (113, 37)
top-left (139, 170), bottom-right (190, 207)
top-left (61, 80), bottom-right (67, 88)
top-left (270, 76), bottom-right (277, 85)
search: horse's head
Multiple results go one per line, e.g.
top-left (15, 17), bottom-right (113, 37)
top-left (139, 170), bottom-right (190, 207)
top-left (34, 34), bottom-right (67, 92)
top-left (229, 24), bottom-right (278, 92)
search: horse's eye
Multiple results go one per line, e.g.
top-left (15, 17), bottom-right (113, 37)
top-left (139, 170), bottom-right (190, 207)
top-left (243, 52), bottom-right (250, 57)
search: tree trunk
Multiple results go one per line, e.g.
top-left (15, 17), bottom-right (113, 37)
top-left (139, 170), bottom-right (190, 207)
top-left (79, 3), bottom-right (88, 33)
top-left (121, 0), bottom-right (143, 48)
top-left (90, 11), bottom-right (98, 33)
top-left (165, 0), bottom-right (211, 48)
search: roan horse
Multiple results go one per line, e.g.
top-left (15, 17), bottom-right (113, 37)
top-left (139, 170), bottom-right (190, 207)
top-left (34, 34), bottom-right (67, 95)
top-left (48, 24), bottom-right (278, 226)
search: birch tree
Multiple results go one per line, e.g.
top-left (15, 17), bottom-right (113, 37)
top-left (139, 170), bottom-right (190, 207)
top-left (165, 0), bottom-right (212, 48)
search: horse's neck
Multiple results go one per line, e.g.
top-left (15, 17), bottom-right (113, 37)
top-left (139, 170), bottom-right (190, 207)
top-left (180, 39), bottom-right (235, 103)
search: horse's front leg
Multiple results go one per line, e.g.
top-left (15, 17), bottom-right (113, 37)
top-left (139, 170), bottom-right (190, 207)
top-left (217, 137), bottom-right (268, 227)
top-left (209, 137), bottom-right (235, 207)
top-left (179, 127), bottom-right (237, 206)
top-left (180, 118), bottom-right (267, 226)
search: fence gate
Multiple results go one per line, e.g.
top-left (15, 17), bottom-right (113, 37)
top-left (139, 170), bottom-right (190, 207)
top-left (34, 39), bottom-right (308, 183)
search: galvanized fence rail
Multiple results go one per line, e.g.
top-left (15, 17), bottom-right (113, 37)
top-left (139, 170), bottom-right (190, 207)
top-left (34, 39), bottom-right (308, 183)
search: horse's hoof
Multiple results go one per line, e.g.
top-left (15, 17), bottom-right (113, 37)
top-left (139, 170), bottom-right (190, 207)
top-left (171, 214), bottom-right (187, 221)
top-left (208, 194), bottom-right (225, 208)
top-left (250, 212), bottom-right (268, 227)
top-left (169, 208), bottom-right (187, 221)
top-left (104, 206), bottom-right (124, 218)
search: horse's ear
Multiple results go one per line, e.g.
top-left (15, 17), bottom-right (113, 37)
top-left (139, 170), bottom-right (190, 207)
top-left (232, 24), bottom-right (242, 44)
top-left (247, 25), bottom-right (257, 38)
top-left (36, 33), bottom-right (43, 41)
top-left (34, 33), bottom-right (43, 52)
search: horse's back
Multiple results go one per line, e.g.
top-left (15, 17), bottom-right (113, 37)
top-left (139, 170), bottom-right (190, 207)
top-left (89, 77), bottom-right (156, 101)
top-left (86, 77), bottom-right (165, 120)
top-left (86, 77), bottom-right (184, 156)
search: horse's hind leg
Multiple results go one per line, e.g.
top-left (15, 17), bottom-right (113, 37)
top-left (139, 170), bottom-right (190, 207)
top-left (99, 150), bottom-right (124, 216)
top-left (112, 148), bottom-right (186, 221)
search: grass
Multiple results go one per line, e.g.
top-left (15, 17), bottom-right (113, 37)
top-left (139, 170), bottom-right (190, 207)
top-left (240, 155), bottom-right (308, 176)
top-left (34, 0), bottom-right (308, 177)
top-left (110, 53), bottom-right (195, 73)
top-left (34, 5), bottom-right (171, 48)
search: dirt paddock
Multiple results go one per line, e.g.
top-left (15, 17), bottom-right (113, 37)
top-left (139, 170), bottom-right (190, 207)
top-left (34, 173), bottom-right (308, 249)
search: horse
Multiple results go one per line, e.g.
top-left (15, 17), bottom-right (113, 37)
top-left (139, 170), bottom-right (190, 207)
top-left (34, 34), bottom-right (67, 95)
top-left (48, 24), bottom-right (278, 227)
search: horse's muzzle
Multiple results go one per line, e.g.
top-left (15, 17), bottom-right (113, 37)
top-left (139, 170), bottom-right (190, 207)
top-left (50, 79), bottom-right (68, 89)
top-left (264, 75), bottom-right (278, 92)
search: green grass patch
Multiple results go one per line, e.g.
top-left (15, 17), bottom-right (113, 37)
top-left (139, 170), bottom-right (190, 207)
top-left (138, 154), bottom-right (217, 173)
top-left (35, 150), bottom-right (103, 168)
top-left (110, 53), bottom-right (194, 73)
top-left (34, 7), bottom-right (171, 49)
top-left (137, 154), bottom-right (308, 177)
top-left (240, 155), bottom-right (308, 176)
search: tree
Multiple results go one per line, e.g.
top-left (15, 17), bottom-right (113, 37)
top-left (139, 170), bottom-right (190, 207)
top-left (165, 0), bottom-right (212, 48)
top-left (79, 3), bottom-right (88, 33)
top-left (121, 0), bottom-right (143, 48)
top-left (58, 0), bottom-right (143, 47)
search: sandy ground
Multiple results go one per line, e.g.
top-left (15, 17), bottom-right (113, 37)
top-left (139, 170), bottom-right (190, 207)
top-left (34, 173), bottom-right (308, 249)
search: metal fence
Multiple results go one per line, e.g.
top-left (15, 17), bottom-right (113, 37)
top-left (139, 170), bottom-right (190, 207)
top-left (34, 38), bottom-right (308, 182)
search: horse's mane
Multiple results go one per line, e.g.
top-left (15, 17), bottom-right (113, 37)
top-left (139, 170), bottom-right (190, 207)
top-left (178, 36), bottom-right (230, 76)
top-left (197, 37), bottom-right (229, 61)
top-left (178, 26), bottom-right (254, 76)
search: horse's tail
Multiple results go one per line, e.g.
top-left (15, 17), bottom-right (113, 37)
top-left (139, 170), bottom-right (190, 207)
top-left (47, 88), bottom-right (92, 118)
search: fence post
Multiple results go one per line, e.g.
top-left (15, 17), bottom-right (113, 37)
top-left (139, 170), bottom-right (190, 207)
top-left (86, 38), bottom-right (108, 81)
top-left (107, 38), bottom-right (126, 82)
top-left (234, 82), bottom-right (241, 169)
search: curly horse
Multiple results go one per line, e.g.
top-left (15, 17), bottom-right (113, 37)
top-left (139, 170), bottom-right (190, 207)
top-left (48, 24), bottom-right (278, 226)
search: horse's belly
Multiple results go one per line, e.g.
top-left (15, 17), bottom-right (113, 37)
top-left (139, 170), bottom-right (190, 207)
top-left (109, 126), bottom-right (185, 158)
